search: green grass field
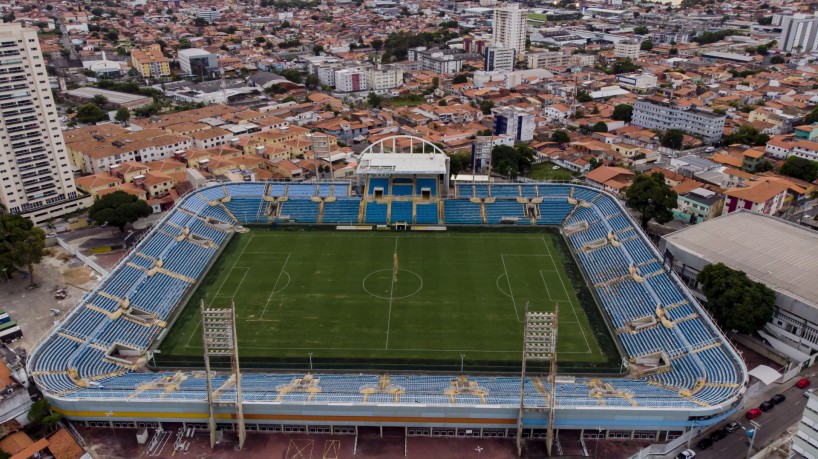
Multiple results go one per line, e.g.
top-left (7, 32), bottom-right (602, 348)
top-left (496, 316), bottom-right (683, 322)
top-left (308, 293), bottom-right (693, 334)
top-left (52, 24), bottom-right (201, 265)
top-left (156, 229), bottom-right (615, 372)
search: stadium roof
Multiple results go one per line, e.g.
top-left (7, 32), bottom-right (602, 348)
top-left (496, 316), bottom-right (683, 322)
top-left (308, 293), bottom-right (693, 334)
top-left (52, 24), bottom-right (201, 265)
top-left (663, 211), bottom-right (818, 307)
top-left (357, 152), bottom-right (448, 176)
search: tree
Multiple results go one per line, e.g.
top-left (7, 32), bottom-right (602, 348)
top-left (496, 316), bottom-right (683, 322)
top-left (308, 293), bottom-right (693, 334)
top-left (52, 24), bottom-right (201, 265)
top-left (88, 191), bottom-right (152, 232)
top-left (438, 99), bottom-right (447, 106)
top-left (193, 17), bottom-right (208, 27)
top-left (625, 172), bottom-right (678, 229)
top-left (371, 38), bottom-right (383, 51)
top-left (91, 94), bottom-right (108, 107)
top-left (722, 125), bottom-right (770, 146)
top-left (367, 91), bottom-right (382, 108)
top-left (490, 144), bottom-right (534, 178)
top-left (280, 68), bottom-right (302, 84)
top-left (28, 399), bottom-right (50, 424)
top-left (610, 58), bottom-right (641, 74)
top-left (633, 25), bottom-right (649, 35)
top-left (479, 100), bottom-right (494, 115)
top-left (779, 156), bottom-right (818, 182)
top-left (805, 106), bottom-right (818, 125)
top-left (75, 103), bottom-right (108, 124)
top-left (0, 214), bottom-right (45, 286)
top-left (640, 40), bottom-right (654, 51)
top-left (312, 44), bottom-right (324, 56)
top-left (452, 73), bottom-right (468, 84)
top-left (661, 129), bottom-right (685, 149)
top-left (770, 55), bottom-right (785, 64)
top-left (591, 121), bottom-right (608, 133)
top-left (612, 103), bottom-right (633, 122)
top-left (576, 89), bottom-right (593, 102)
top-left (551, 130), bottom-right (570, 144)
top-left (697, 263), bottom-right (776, 334)
top-left (305, 73), bottom-right (319, 89)
top-left (114, 107), bottom-right (130, 123)
top-left (449, 153), bottom-right (468, 176)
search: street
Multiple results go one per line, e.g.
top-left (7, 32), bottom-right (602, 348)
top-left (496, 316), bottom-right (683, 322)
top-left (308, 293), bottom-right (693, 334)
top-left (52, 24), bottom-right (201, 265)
top-left (689, 379), bottom-right (810, 458)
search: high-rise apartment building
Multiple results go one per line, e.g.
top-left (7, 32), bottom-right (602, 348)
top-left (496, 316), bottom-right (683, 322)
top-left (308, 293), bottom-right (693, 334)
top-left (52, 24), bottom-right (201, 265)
top-left (492, 106), bottom-right (534, 142)
top-left (614, 39), bottom-right (640, 60)
top-left (130, 44), bottom-right (171, 78)
top-left (778, 13), bottom-right (818, 52)
top-left (0, 23), bottom-right (90, 224)
top-left (492, 4), bottom-right (527, 58)
top-left (632, 97), bottom-right (726, 144)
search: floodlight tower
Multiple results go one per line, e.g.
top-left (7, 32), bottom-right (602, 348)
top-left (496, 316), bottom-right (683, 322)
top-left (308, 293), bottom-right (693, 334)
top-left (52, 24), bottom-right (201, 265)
top-left (201, 300), bottom-right (246, 449)
top-left (516, 303), bottom-right (558, 457)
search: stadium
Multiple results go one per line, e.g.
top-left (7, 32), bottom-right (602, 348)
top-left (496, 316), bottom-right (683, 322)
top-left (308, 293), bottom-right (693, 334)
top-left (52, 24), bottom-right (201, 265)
top-left (28, 136), bottom-right (747, 444)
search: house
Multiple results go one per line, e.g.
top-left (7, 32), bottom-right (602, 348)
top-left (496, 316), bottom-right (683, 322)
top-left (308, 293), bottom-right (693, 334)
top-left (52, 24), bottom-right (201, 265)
top-left (584, 166), bottom-right (635, 194)
top-left (722, 178), bottom-right (790, 216)
top-left (674, 187), bottom-right (724, 224)
top-left (74, 173), bottom-right (124, 198)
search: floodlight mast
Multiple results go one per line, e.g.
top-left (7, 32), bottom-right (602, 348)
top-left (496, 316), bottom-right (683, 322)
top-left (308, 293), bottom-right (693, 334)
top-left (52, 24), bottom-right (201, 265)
top-left (516, 302), bottom-right (558, 457)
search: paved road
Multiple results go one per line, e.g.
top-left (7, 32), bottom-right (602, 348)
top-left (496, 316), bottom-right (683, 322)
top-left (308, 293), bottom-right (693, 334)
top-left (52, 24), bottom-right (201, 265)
top-left (689, 379), bottom-right (811, 458)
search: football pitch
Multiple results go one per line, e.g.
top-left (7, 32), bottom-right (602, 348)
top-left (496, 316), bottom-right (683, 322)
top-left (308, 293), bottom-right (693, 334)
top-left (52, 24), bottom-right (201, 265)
top-left (156, 228), bottom-right (618, 372)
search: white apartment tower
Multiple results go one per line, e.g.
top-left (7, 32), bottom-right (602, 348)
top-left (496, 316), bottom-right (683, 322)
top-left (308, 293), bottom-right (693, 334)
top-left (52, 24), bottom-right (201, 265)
top-left (778, 13), bottom-right (818, 52)
top-left (492, 4), bottom-right (527, 58)
top-left (0, 24), bottom-right (89, 225)
top-left (614, 39), bottom-right (640, 60)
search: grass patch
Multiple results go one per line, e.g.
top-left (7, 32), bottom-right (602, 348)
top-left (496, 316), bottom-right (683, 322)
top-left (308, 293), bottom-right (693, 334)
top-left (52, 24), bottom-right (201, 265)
top-left (156, 228), bottom-right (617, 373)
top-left (528, 162), bottom-right (579, 181)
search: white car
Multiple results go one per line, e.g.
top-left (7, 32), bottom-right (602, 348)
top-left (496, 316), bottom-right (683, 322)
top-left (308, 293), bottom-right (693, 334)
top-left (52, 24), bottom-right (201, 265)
top-left (676, 449), bottom-right (696, 459)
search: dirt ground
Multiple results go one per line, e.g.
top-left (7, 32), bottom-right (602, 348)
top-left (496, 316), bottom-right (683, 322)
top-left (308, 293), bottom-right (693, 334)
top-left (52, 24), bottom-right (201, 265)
top-left (0, 246), bottom-right (100, 354)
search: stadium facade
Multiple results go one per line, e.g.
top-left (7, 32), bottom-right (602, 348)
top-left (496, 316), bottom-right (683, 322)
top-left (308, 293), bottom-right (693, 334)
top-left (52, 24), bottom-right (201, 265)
top-left (28, 144), bottom-right (747, 440)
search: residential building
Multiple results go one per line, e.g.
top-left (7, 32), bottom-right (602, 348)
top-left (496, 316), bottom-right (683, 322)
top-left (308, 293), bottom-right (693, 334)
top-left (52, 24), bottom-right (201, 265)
top-left (674, 187), bottom-right (724, 224)
top-left (765, 136), bottom-right (818, 161)
top-left (492, 106), bottom-right (534, 142)
top-left (130, 44), bottom-right (170, 78)
top-left (186, 6), bottom-right (222, 21)
top-left (366, 65), bottom-right (404, 92)
top-left (408, 48), bottom-right (465, 75)
top-left (614, 39), bottom-right (640, 60)
top-left (334, 68), bottom-right (368, 93)
top-left (632, 97), bottom-right (726, 144)
top-left (793, 392), bottom-right (818, 459)
top-left (492, 3), bottom-right (527, 57)
top-left (178, 48), bottom-right (219, 77)
top-left (0, 23), bottom-right (90, 225)
top-left (484, 46), bottom-right (516, 72)
top-left (584, 166), bottom-right (634, 194)
top-left (722, 178), bottom-right (789, 216)
top-left (778, 13), bottom-right (818, 52)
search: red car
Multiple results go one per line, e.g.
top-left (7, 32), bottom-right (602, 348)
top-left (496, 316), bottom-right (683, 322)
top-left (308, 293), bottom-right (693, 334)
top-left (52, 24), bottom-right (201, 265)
top-left (746, 408), bottom-right (762, 420)
top-left (797, 379), bottom-right (811, 389)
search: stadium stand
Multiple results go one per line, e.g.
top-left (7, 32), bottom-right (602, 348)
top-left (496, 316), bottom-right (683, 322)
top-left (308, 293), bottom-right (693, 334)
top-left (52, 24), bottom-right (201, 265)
top-left (29, 181), bottom-right (746, 434)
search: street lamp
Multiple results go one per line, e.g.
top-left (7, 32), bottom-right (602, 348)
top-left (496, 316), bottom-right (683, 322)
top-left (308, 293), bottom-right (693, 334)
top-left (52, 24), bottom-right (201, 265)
top-left (594, 426), bottom-right (602, 458)
top-left (308, 352), bottom-right (313, 371)
top-left (460, 354), bottom-right (465, 372)
top-left (106, 411), bottom-right (117, 440)
top-left (741, 421), bottom-right (761, 459)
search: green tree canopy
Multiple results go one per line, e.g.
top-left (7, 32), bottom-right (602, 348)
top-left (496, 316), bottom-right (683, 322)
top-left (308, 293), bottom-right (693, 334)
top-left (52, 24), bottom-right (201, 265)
top-left (633, 25), bottom-right (649, 34)
top-left (114, 107), bottom-right (130, 123)
top-left (612, 104), bottom-right (633, 122)
top-left (660, 129), bottom-right (685, 149)
top-left (551, 130), bottom-right (570, 144)
top-left (576, 89), bottom-right (593, 102)
top-left (75, 103), bottom-right (108, 124)
top-left (722, 125), bottom-right (770, 146)
top-left (367, 92), bottom-right (382, 108)
top-left (88, 191), bottom-right (152, 232)
top-left (0, 213), bottom-right (45, 286)
top-left (279, 68), bottom-right (302, 84)
top-left (449, 153), bottom-right (468, 176)
top-left (591, 121), bottom-right (608, 133)
top-left (610, 58), bottom-right (640, 74)
top-left (625, 172), bottom-right (678, 229)
top-left (804, 106), bottom-right (818, 124)
top-left (640, 40), bottom-right (654, 51)
top-left (312, 44), bottom-right (324, 56)
top-left (452, 73), bottom-right (468, 84)
top-left (479, 100), bottom-right (494, 115)
top-left (779, 156), bottom-right (818, 182)
top-left (490, 144), bottom-right (534, 178)
top-left (697, 262), bottom-right (776, 334)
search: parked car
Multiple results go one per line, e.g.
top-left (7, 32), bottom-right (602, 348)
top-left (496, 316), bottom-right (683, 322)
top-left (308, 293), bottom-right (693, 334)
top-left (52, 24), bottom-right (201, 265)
top-left (771, 394), bottom-right (786, 405)
top-left (759, 401), bottom-right (775, 412)
top-left (746, 408), bottom-right (763, 419)
top-left (709, 429), bottom-right (727, 441)
top-left (724, 421), bottom-right (741, 433)
top-left (806, 388), bottom-right (816, 398)
top-left (796, 378), bottom-right (811, 389)
top-left (696, 438), bottom-right (714, 450)
top-left (676, 449), bottom-right (696, 459)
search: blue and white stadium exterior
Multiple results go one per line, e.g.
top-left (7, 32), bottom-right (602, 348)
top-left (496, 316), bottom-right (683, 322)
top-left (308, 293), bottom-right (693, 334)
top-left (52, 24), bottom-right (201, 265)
top-left (28, 180), bottom-right (747, 437)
